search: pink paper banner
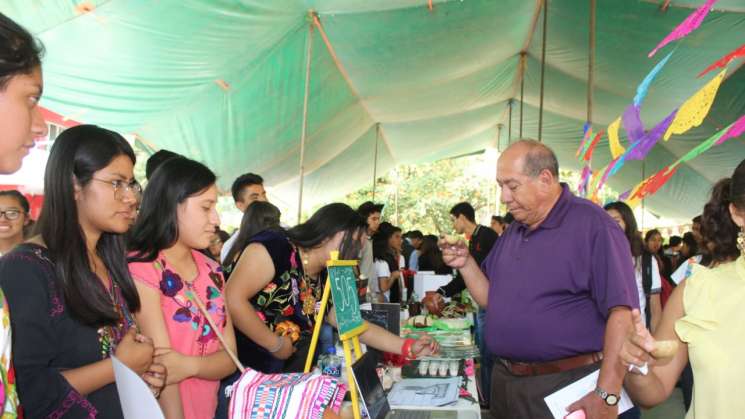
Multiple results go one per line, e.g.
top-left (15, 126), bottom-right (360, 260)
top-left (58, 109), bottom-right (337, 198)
top-left (649, 0), bottom-right (718, 58)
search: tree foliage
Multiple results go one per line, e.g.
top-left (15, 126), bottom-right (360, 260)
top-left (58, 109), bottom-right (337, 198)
top-left (343, 154), bottom-right (620, 235)
top-left (345, 155), bottom-right (500, 234)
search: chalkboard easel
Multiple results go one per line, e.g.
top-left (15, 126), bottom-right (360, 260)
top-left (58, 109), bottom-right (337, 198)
top-left (305, 251), bottom-right (368, 419)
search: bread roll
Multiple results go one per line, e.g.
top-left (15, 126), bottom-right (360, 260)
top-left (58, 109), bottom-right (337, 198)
top-left (651, 340), bottom-right (679, 359)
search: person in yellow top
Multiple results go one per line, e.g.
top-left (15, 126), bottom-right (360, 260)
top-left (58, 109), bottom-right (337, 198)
top-left (620, 157), bottom-right (745, 418)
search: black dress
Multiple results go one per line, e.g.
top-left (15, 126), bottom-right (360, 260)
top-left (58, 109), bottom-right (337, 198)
top-left (227, 230), bottom-right (323, 373)
top-left (0, 244), bottom-right (132, 419)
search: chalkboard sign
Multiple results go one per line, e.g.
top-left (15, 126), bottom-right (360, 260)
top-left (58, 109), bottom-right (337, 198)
top-left (372, 303), bottom-right (400, 336)
top-left (328, 263), bottom-right (367, 339)
top-left (360, 309), bottom-right (389, 331)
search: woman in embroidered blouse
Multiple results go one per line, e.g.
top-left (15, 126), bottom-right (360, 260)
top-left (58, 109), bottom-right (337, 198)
top-left (128, 157), bottom-right (237, 419)
top-left (0, 12), bottom-right (49, 417)
top-left (621, 158), bottom-right (745, 418)
top-left (224, 203), bottom-right (438, 375)
top-left (0, 125), bottom-right (165, 418)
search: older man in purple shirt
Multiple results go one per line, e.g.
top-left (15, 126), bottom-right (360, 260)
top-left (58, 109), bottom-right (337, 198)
top-left (442, 140), bottom-right (638, 419)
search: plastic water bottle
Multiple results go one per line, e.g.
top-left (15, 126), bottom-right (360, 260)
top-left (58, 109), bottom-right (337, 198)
top-left (320, 346), bottom-right (342, 378)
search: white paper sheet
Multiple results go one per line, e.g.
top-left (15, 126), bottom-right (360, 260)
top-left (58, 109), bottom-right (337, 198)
top-left (112, 355), bottom-right (165, 419)
top-left (387, 377), bottom-right (461, 407)
top-left (543, 370), bottom-right (634, 419)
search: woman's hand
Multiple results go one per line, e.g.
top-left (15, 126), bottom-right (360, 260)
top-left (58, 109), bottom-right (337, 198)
top-left (154, 348), bottom-right (196, 385)
top-left (115, 328), bottom-right (154, 376)
top-left (142, 362), bottom-right (167, 398)
top-left (620, 309), bottom-right (657, 373)
top-left (270, 335), bottom-right (296, 360)
top-left (411, 335), bottom-right (439, 358)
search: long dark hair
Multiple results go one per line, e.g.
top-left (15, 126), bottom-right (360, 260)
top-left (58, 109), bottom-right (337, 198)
top-left (372, 222), bottom-right (396, 262)
top-left (418, 234), bottom-right (449, 274)
top-left (604, 201), bottom-right (642, 258)
top-left (700, 178), bottom-right (740, 265)
top-left (38, 125), bottom-right (139, 327)
top-left (224, 201), bottom-right (282, 265)
top-left (128, 157), bottom-right (216, 262)
top-left (0, 190), bottom-right (30, 214)
top-left (732, 158), bottom-right (745, 213)
top-left (0, 12), bottom-right (43, 89)
top-left (286, 203), bottom-right (367, 260)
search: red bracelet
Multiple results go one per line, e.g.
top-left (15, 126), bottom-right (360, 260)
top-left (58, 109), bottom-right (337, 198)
top-left (401, 338), bottom-right (416, 360)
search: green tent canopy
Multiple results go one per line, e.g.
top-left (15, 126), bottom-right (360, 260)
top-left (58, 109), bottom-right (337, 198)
top-left (4, 0), bottom-right (745, 219)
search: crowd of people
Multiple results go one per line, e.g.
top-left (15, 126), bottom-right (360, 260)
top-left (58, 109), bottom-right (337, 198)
top-left (0, 10), bottom-right (744, 419)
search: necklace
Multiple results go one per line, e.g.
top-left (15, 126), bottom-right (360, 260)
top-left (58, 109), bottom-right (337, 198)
top-left (97, 280), bottom-right (134, 358)
top-left (297, 248), bottom-right (311, 267)
top-left (295, 248), bottom-right (323, 317)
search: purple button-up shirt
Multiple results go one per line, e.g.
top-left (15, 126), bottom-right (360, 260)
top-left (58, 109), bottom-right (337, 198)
top-left (483, 184), bottom-right (638, 362)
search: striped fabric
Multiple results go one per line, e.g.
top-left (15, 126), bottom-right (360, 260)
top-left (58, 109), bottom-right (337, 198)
top-left (229, 369), bottom-right (346, 419)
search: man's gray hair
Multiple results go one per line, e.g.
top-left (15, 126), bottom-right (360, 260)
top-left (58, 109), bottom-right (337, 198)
top-left (512, 139), bottom-right (559, 178)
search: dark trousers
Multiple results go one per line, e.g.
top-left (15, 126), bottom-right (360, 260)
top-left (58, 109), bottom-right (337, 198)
top-left (490, 360), bottom-right (603, 419)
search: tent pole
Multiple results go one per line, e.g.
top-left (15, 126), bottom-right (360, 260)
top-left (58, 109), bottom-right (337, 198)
top-left (297, 20), bottom-right (314, 223)
top-left (519, 52), bottom-right (526, 139)
top-left (495, 124), bottom-right (503, 214)
top-left (538, 0), bottom-right (548, 142)
top-left (372, 123), bottom-right (380, 200)
top-left (496, 123), bottom-right (503, 152)
top-left (394, 169), bottom-right (400, 225)
top-left (587, 0), bottom-right (596, 126)
top-left (508, 99), bottom-right (513, 144)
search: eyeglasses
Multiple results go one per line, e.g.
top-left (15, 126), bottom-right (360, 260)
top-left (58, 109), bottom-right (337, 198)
top-left (91, 178), bottom-right (142, 201)
top-left (0, 209), bottom-right (22, 220)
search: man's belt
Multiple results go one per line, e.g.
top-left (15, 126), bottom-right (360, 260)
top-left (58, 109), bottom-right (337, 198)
top-left (499, 352), bottom-right (603, 377)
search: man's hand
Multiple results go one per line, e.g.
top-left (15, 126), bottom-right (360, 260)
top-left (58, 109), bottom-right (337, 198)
top-left (438, 236), bottom-right (470, 269)
top-left (567, 390), bottom-right (618, 419)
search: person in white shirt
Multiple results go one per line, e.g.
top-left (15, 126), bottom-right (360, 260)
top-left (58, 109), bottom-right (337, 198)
top-left (372, 222), bottom-right (405, 303)
top-left (220, 173), bottom-right (267, 264)
top-left (605, 202), bottom-right (662, 332)
top-left (357, 201), bottom-right (384, 300)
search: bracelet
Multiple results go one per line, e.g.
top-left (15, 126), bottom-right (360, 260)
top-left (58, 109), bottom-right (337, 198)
top-left (267, 335), bottom-right (285, 353)
top-left (401, 338), bottom-right (416, 360)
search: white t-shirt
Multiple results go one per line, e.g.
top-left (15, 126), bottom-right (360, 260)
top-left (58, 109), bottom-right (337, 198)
top-left (635, 256), bottom-right (662, 327)
top-left (220, 231), bottom-right (239, 265)
top-left (374, 260), bottom-right (391, 301)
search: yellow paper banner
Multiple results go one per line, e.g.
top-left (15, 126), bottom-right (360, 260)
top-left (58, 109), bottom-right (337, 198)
top-left (663, 69), bottom-right (726, 141)
top-left (607, 117), bottom-right (625, 159)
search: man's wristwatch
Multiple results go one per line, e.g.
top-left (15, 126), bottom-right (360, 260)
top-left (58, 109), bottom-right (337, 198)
top-left (594, 387), bottom-right (619, 406)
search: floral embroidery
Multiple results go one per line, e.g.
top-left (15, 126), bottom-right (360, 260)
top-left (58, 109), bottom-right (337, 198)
top-left (7, 250), bottom-right (64, 316)
top-left (160, 269), bottom-right (184, 297)
top-left (208, 267), bottom-right (224, 290)
top-left (46, 389), bottom-right (97, 419)
top-left (153, 259), bottom-right (225, 354)
top-left (243, 241), bottom-right (322, 334)
top-left (0, 289), bottom-right (19, 419)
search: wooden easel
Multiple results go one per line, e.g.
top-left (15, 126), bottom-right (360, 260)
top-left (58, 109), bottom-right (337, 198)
top-left (305, 251), bottom-right (369, 419)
